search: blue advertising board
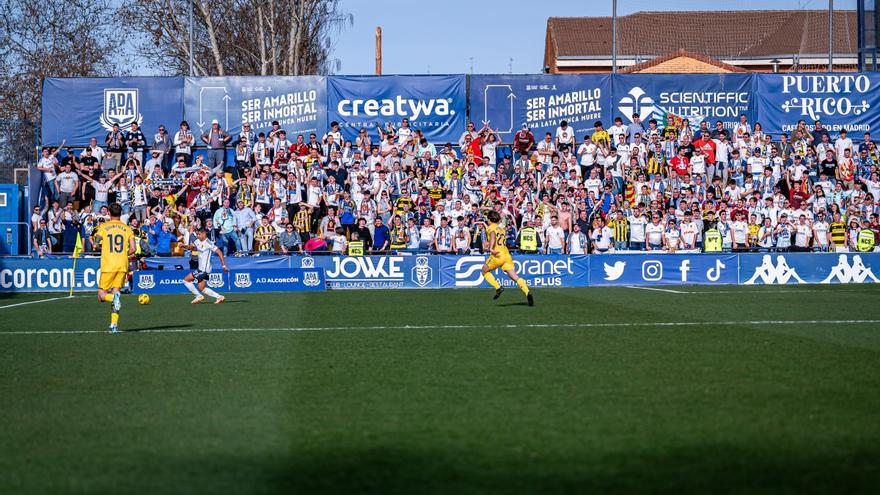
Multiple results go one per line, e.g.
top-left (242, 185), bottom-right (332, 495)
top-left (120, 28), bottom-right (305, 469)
top-left (469, 75), bottom-right (611, 141)
top-left (611, 74), bottom-right (752, 132)
top-left (739, 252), bottom-right (880, 285)
top-left (0, 257), bottom-right (101, 292)
top-left (750, 73), bottom-right (880, 135)
top-left (183, 76), bottom-right (326, 139)
top-left (42, 77), bottom-right (185, 146)
top-left (143, 255), bottom-right (289, 270)
top-left (439, 254), bottom-right (590, 289)
top-left (133, 268), bottom-right (325, 294)
top-left (589, 254), bottom-right (739, 286)
top-left (291, 254), bottom-right (440, 289)
top-left (326, 75), bottom-right (466, 143)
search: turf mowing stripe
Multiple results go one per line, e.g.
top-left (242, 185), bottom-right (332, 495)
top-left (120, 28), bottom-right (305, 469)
top-left (0, 296), bottom-right (78, 310)
top-left (2, 319), bottom-right (879, 335)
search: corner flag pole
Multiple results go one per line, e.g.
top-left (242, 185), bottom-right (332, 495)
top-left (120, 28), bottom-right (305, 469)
top-left (70, 233), bottom-right (83, 298)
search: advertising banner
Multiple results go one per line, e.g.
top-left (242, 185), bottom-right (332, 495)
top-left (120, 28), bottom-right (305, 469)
top-left (291, 254), bottom-right (440, 289)
top-left (183, 76), bottom-right (326, 139)
top-left (589, 254), bottom-right (739, 286)
top-left (41, 77), bottom-right (184, 146)
top-left (133, 268), bottom-right (325, 294)
top-left (612, 74), bottom-right (752, 132)
top-left (739, 252), bottom-right (880, 285)
top-left (439, 254), bottom-right (590, 289)
top-left (0, 257), bottom-right (101, 292)
top-left (326, 75), bottom-right (466, 143)
top-left (469, 75), bottom-right (611, 140)
top-left (143, 255), bottom-right (289, 270)
top-left (751, 73), bottom-right (880, 135)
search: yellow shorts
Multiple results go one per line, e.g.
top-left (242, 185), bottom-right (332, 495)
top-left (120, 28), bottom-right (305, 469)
top-left (99, 271), bottom-right (127, 291)
top-left (485, 253), bottom-right (514, 272)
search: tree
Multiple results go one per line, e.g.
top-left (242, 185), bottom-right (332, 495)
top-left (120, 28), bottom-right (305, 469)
top-left (130, 0), bottom-right (352, 77)
top-left (0, 0), bottom-right (123, 181)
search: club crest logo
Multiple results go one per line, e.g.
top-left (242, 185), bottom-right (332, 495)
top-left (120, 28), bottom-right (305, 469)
top-left (234, 272), bottom-right (252, 288)
top-left (411, 255), bottom-right (433, 287)
top-left (618, 87), bottom-right (655, 123)
top-left (137, 273), bottom-right (155, 289)
top-left (100, 88), bottom-right (143, 132)
top-left (300, 256), bottom-right (315, 269)
top-left (303, 271), bottom-right (321, 287)
top-left (208, 273), bottom-right (224, 288)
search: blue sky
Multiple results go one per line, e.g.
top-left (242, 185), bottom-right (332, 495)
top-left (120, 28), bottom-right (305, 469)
top-left (333, 0), bottom-right (856, 75)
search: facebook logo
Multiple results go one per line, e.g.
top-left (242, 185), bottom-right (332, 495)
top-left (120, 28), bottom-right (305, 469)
top-left (679, 259), bottom-right (691, 282)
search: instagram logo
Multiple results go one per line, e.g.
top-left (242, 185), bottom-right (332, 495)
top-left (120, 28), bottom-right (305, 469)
top-left (641, 260), bottom-right (663, 281)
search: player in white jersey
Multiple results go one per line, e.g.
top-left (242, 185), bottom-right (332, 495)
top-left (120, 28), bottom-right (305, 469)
top-left (180, 227), bottom-right (229, 304)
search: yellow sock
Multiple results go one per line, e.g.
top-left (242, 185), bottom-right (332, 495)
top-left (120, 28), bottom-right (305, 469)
top-left (103, 294), bottom-right (114, 303)
top-left (483, 271), bottom-right (501, 290)
top-left (110, 312), bottom-right (119, 326)
top-left (516, 277), bottom-right (530, 295)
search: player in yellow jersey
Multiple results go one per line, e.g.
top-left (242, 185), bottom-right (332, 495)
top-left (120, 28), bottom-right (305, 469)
top-left (93, 203), bottom-right (136, 333)
top-left (481, 210), bottom-right (533, 306)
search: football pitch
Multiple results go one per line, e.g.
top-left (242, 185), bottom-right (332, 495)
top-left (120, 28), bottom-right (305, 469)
top-left (2, 285), bottom-right (880, 494)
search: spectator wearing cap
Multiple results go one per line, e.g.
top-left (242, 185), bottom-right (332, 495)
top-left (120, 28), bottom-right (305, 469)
top-left (201, 119), bottom-right (231, 170)
top-left (512, 124), bottom-right (535, 162)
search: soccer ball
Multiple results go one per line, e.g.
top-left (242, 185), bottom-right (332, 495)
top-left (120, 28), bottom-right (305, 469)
top-left (138, 294), bottom-right (151, 305)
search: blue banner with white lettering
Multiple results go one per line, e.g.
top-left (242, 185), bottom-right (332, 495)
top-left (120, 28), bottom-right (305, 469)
top-left (750, 73), bottom-right (880, 135)
top-left (183, 76), bottom-right (326, 140)
top-left (143, 255), bottom-right (289, 270)
top-left (41, 77), bottom-right (184, 146)
top-left (589, 254), bottom-right (739, 286)
top-left (611, 74), bottom-right (752, 133)
top-left (290, 254), bottom-right (440, 289)
top-left (133, 268), bottom-right (325, 294)
top-left (326, 75), bottom-right (466, 143)
top-left (739, 252), bottom-right (880, 285)
top-left (0, 257), bottom-right (102, 292)
top-left (439, 254), bottom-right (590, 289)
top-left (469, 75), bottom-right (611, 142)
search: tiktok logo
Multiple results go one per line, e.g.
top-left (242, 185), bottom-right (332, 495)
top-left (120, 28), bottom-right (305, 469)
top-left (706, 259), bottom-right (726, 282)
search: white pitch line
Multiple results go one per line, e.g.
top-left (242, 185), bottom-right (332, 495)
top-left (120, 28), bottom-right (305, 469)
top-left (2, 319), bottom-right (880, 336)
top-left (625, 286), bottom-right (689, 294)
top-left (0, 296), bottom-right (78, 310)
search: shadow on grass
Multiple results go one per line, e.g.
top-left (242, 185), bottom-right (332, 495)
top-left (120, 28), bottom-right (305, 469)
top-left (152, 443), bottom-right (880, 495)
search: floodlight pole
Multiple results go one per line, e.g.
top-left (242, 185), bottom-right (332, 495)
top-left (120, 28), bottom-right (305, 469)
top-left (829, 0), bottom-right (834, 72)
top-left (188, 0), bottom-right (194, 76)
top-left (612, 0), bottom-right (618, 74)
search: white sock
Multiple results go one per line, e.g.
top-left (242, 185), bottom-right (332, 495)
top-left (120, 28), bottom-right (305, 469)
top-left (183, 280), bottom-right (201, 297)
top-left (202, 288), bottom-right (222, 299)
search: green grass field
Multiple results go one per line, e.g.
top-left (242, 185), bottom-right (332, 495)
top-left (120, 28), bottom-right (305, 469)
top-left (2, 285), bottom-right (880, 494)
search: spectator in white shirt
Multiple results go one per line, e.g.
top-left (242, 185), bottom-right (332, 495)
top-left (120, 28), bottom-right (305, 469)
top-left (835, 129), bottom-right (854, 158)
top-left (544, 216), bottom-right (566, 254)
top-left (555, 120), bottom-right (575, 150)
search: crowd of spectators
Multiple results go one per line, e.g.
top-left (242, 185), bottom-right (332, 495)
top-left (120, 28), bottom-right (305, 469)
top-left (31, 111), bottom-right (880, 258)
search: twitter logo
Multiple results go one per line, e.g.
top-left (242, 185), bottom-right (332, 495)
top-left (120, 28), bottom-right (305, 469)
top-left (603, 261), bottom-right (626, 281)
